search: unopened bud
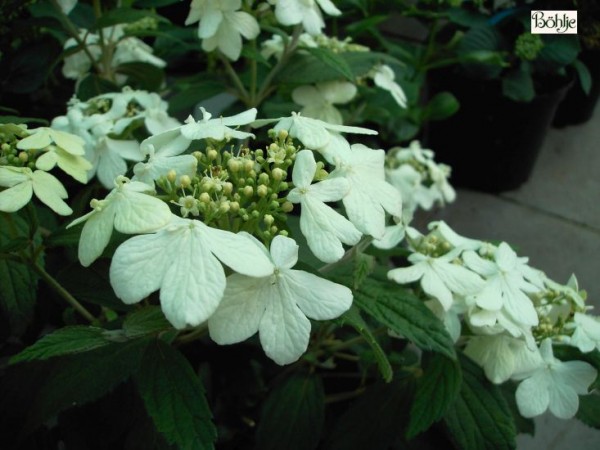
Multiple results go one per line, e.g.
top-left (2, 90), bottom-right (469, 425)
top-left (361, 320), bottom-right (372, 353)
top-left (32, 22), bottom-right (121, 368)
top-left (243, 160), bottom-right (254, 172)
top-left (18, 152), bottom-right (28, 163)
top-left (200, 192), bottom-right (211, 203)
top-left (243, 185), bottom-right (253, 197)
top-left (219, 202), bottom-right (230, 213)
top-left (230, 201), bottom-right (240, 212)
top-left (279, 230), bottom-right (289, 237)
top-left (228, 158), bottom-right (241, 173)
top-left (257, 185), bottom-right (268, 197)
top-left (282, 201), bottom-right (293, 212)
top-left (258, 173), bottom-right (269, 185)
top-left (272, 168), bottom-right (285, 181)
top-left (167, 169), bottom-right (177, 183)
top-left (278, 129), bottom-right (288, 140)
top-left (270, 226), bottom-right (278, 234)
top-left (180, 175), bottom-right (191, 188)
top-left (223, 182), bottom-right (233, 195)
top-left (207, 148), bottom-right (218, 160)
top-left (264, 214), bottom-right (274, 226)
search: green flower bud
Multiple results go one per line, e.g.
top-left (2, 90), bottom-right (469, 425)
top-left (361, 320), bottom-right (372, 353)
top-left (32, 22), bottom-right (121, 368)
top-left (279, 230), bottom-right (289, 237)
top-left (219, 202), bottom-right (230, 213)
top-left (279, 182), bottom-right (289, 191)
top-left (228, 158), bottom-right (241, 173)
top-left (230, 201), bottom-right (240, 212)
top-left (180, 175), bottom-right (192, 188)
top-left (200, 192), bottom-right (211, 203)
top-left (278, 129), bottom-right (288, 140)
top-left (251, 210), bottom-right (260, 219)
top-left (223, 182), bottom-right (233, 195)
top-left (167, 170), bottom-right (177, 183)
top-left (243, 160), bottom-right (254, 172)
top-left (264, 214), bottom-right (274, 226)
top-left (243, 185), bottom-right (253, 197)
top-left (515, 33), bottom-right (544, 61)
top-left (258, 173), bottom-right (269, 185)
top-left (257, 185), bottom-right (268, 197)
top-left (18, 152), bottom-right (28, 163)
top-left (282, 201), bottom-right (293, 212)
top-left (207, 148), bottom-right (218, 160)
top-left (272, 168), bottom-right (285, 181)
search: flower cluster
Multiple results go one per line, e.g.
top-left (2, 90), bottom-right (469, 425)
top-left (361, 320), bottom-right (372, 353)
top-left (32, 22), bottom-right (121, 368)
top-left (0, 124), bottom-right (91, 215)
top-left (52, 88), bottom-right (179, 188)
top-left (388, 221), bottom-right (598, 419)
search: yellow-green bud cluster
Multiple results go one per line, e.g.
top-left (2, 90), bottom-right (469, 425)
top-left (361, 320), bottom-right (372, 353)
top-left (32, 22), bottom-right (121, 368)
top-left (411, 232), bottom-right (452, 258)
top-left (531, 284), bottom-right (587, 341)
top-left (515, 33), bottom-right (544, 61)
top-left (162, 131), bottom-right (299, 244)
top-left (0, 124), bottom-right (38, 169)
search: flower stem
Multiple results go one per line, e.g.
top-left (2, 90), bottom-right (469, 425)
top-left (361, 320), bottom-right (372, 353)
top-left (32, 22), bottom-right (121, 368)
top-left (220, 54), bottom-right (250, 106)
top-left (31, 262), bottom-right (96, 323)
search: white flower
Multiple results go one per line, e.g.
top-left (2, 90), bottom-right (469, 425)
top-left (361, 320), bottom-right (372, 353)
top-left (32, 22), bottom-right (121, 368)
top-left (17, 127), bottom-right (92, 183)
top-left (463, 243), bottom-right (543, 327)
top-left (89, 137), bottom-right (144, 189)
top-left (372, 215), bottom-right (408, 250)
top-left (270, 0), bottom-right (341, 35)
top-left (370, 64), bottom-right (407, 108)
top-left (514, 338), bottom-right (597, 419)
top-left (110, 90), bottom-right (181, 135)
top-left (185, 0), bottom-right (260, 61)
top-left (465, 335), bottom-right (542, 384)
top-left (133, 128), bottom-right (195, 187)
top-left (180, 107), bottom-right (257, 141)
top-left (109, 216), bottom-right (273, 329)
top-left (252, 112), bottom-right (377, 151)
top-left (569, 313), bottom-right (600, 353)
top-left (287, 150), bottom-right (361, 263)
top-left (329, 143), bottom-right (402, 239)
top-left (0, 167), bottom-right (72, 216)
top-left (68, 176), bottom-right (172, 267)
top-left (208, 235), bottom-right (352, 365)
top-left (62, 26), bottom-right (165, 82)
top-left (388, 249), bottom-right (485, 310)
top-left (292, 80), bottom-right (357, 125)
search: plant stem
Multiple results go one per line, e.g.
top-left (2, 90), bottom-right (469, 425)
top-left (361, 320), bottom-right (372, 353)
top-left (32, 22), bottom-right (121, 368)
top-left (221, 54), bottom-right (250, 105)
top-left (254, 25), bottom-right (303, 106)
top-left (175, 324), bottom-right (208, 345)
top-left (31, 262), bottom-right (96, 323)
top-left (49, 0), bottom-right (104, 75)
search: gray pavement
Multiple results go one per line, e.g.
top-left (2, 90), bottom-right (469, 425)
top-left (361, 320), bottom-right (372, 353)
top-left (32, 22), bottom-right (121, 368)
top-left (413, 103), bottom-right (600, 449)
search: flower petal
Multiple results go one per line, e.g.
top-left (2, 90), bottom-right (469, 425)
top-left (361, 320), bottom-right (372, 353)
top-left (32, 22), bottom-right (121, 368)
top-left (270, 235), bottom-right (299, 270)
top-left (0, 180), bottom-right (32, 212)
top-left (209, 274), bottom-right (268, 344)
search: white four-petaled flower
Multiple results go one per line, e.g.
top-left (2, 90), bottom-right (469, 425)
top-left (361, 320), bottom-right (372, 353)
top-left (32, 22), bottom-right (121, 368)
top-left (208, 235), bottom-right (353, 365)
top-left (68, 176), bottom-right (172, 266)
top-left (186, 0), bottom-right (260, 61)
top-left (110, 216), bottom-right (273, 329)
top-left (513, 338), bottom-right (597, 419)
top-left (269, 0), bottom-right (341, 35)
top-left (287, 150), bottom-right (361, 263)
top-left (292, 80), bottom-right (357, 125)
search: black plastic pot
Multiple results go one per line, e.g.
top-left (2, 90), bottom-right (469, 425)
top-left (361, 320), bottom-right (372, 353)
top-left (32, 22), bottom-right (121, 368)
top-left (552, 49), bottom-right (600, 128)
top-left (424, 71), bottom-right (573, 193)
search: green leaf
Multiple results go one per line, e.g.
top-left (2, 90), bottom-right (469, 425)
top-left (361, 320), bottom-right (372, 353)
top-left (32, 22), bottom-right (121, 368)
top-left (94, 8), bottom-right (167, 29)
top-left (326, 377), bottom-right (415, 450)
top-left (115, 62), bottom-right (165, 92)
top-left (353, 252), bottom-right (375, 290)
top-left (458, 25), bottom-right (506, 79)
top-left (77, 74), bottom-right (120, 101)
top-left (0, 116), bottom-right (48, 125)
top-left (352, 278), bottom-right (456, 360)
top-left (0, 213), bottom-right (38, 336)
top-left (135, 339), bottom-right (216, 450)
top-left (573, 58), bottom-right (592, 95)
top-left (306, 47), bottom-right (355, 82)
top-left (256, 371), bottom-right (325, 450)
top-left (422, 92), bottom-right (460, 121)
top-left (55, 261), bottom-right (133, 312)
top-left (443, 354), bottom-right (516, 450)
top-left (576, 391), bottom-right (600, 429)
top-left (23, 337), bottom-right (149, 434)
top-left (10, 326), bottom-right (113, 364)
top-left (406, 354), bottom-right (462, 439)
top-left (123, 306), bottom-right (172, 338)
top-left (535, 35), bottom-right (580, 73)
top-left (502, 66), bottom-right (535, 102)
top-left (168, 76), bottom-right (228, 115)
top-left (337, 306), bottom-right (393, 382)
top-left (0, 236), bottom-right (30, 253)
top-left (447, 8), bottom-right (489, 27)
top-left (500, 382), bottom-right (535, 436)
top-left (44, 222), bottom-right (83, 248)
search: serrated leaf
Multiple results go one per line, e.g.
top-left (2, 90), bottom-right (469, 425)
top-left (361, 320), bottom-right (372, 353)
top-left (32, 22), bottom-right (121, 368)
top-left (94, 8), bottom-right (168, 29)
top-left (576, 391), bottom-right (600, 429)
top-left (353, 252), bottom-right (375, 290)
top-left (135, 339), bottom-right (216, 450)
top-left (77, 74), bottom-right (120, 101)
top-left (502, 66), bottom-right (535, 102)
top-left (499, 382), bottom-right (535, 436)
top-left (123, 306), bottom-right (171, 338)
top-left (306, 47), bottom-right (355, 81)
top-left (0, 213), bottom-right (38, 336)
top-left (422, 92), bottom-right (459, 121)
top-left (115, 62), bottom-right (165, 92)
top-left (10, 326), bottom-right (111, 364)
top-left (256, 371), bottom-right (325, 450)
top-left (56, 261), bottom-right (132, 312)
top-left (573, 58), bottom-right (592, 95)
top-left (0, 236), bottom-right (30, 253)
top-left (338, 306), bottom-right (393, 382)
top-left (351, 278), bottom-right (456, 360)
top-left (406, 353), bottom-right (462, 439)
top-left (23, 337), bottom-right (149, 435)
top-left (443, 354), bottom-right (516, 450)
top-left (326, 377), bottom-right (415, 450)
